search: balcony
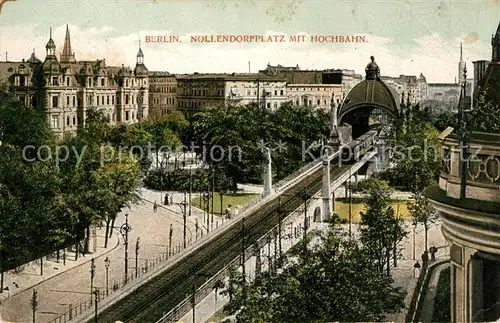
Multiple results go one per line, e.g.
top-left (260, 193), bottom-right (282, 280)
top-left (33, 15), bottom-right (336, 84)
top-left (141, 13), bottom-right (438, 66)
top-left (438, 130), bottom-right (499, 202)
top-left (424, 129), bottom-right (500, 255)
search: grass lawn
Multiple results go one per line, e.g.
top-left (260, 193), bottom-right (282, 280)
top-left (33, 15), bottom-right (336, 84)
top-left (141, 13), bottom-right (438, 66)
top-left (334, 198), bottom-right (412, 223)
top-left (191, 193), bottom-right (259, 215)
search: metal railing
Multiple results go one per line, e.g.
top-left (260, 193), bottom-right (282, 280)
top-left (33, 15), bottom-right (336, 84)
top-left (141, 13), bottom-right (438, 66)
top-left (155, 191), bottom-right (317, 323)
top-left (47, 249), bottom-right (187, 323)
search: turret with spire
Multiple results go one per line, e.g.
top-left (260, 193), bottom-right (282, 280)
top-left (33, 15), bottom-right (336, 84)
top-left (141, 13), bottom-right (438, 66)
top-left (45, 27), bottom-right (56, 57)
top-left (134, 40), bottom-right (147, 77)
top-left (61, 24), bottom-right (76, 63)
top-left (458, 43), bottom-right (466, 84)
top-left (137, 40), bottom-right (144, 65)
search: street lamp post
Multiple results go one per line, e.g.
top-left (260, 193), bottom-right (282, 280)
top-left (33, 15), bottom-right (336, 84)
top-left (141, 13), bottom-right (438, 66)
top-left (278, 196), bottom-right (282, 263)
top-left (119, 213), bottom-right (132, 284)
top-left (104, 257), bottom-right (110, 296)
top-left (412, 222), bottom-right (416, 260)
top-left (189, 165), bottom-right (192, 217)
top-left (135, 237), bottom-right (140, 278)
top-left (181, 197), bottom-right (187, 248)
top-left (90, 258), bottom-right (96, 305)
top-left (93, 289), bottom-right (99, 323)
top-left (168, 224), bottom-right (173, 257)
top-left (348, 168), bottom-right (352, 238)
top-left (195, 218), bottom-right (199, 240)
top-left (211, 168), bottom-right (215, 229)
top-left (302, 191), bottom-right (309, 260)
top-left (241, 215), bottom-right (247, 303)
top-left (191, 272), bottom-right (212, 323)
top-left (30, 289), bottom-right (38, 323)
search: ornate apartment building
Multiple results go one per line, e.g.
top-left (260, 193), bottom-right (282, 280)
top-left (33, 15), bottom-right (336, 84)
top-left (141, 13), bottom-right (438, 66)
top-left (260, 65), bottom-right (345, 110)
top-left (176, 73), bottom-right (287, 116)
top-left (148, 71), bottom-right (177, 119)
top-left (287, 84), bottom-right (342, 110)
top-left (0, 25), bottom-right (148, 136)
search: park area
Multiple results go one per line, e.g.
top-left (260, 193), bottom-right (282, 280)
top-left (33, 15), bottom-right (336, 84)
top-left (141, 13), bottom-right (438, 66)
top-left (334, 198), bottom-right (412, 223)
top-left (191, 193), bottom-right (259, 215)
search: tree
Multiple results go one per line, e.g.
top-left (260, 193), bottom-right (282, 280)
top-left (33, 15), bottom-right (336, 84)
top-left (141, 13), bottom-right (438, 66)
top-left (407, 192), bottom-right (437, 253)
top-left (0, 90), bottom-right (61, 273)
top-left (108, 122), bottom-right (153, 173)
top-left (360, 189), bottom-right (407, 275)
top-left (91, 152), bottom-right (141, 247)
top-left (466, 89), bottom-right (500, 133)
top-left (386, 103), bottom-right (441, 192)
top-left (222, 220), bottom-right (405, 322)
top-left (188, 103), bottom-right (329, 186)
top-left (352, 178), bottom-right (392, 194)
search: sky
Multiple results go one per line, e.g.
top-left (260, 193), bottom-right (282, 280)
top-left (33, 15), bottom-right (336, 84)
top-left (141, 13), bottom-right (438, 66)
top-left (0, 0), bottom-right (499, 82)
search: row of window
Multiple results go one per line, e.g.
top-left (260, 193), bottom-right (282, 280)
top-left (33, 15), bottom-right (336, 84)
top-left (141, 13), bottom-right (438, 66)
top-left (153, 86), bottom-right (176, 93)
top-left (151, 97), bottom-right (176, 105)
top-left (241, 89), bottom-right (285, 96)
top-left (288, 87), bottom-right (339, 91)
top-left (51, 110), bottom-right (137, 129)
top-left (150, 78), bottom-right (174, 82)
top-left (51, 93), bottom-right (145, 108)
top-left (180, 88), bottom-right (224, 96)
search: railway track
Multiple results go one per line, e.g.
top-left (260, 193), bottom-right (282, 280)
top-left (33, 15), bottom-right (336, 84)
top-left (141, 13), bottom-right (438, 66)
top-left (94, 136), bottom-right (376, 322)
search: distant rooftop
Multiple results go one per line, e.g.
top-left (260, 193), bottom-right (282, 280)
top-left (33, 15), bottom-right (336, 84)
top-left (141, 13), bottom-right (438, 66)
top-left (176, 73), bottom-right (286, 81)
top-left (149, 71), bottom-right (171, 76)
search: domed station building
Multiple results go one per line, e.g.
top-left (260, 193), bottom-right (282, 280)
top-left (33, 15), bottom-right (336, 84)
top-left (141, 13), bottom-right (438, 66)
top-left (424, 22), bottom-right (500, 322)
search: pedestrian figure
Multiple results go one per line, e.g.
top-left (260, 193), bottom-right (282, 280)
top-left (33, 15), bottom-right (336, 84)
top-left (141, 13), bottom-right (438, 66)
top-left (153, 201), bottom-right (158, 213)
top-left (170, 194), bottom-right (173, 205)
top-left (164, 193), bottom-right (170, 205)
top-left (421, 250), bottom-right (429, 268)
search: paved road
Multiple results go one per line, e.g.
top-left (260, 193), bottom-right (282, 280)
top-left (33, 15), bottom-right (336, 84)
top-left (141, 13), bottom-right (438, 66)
top-left (0, 200), bottom-right (199, 323)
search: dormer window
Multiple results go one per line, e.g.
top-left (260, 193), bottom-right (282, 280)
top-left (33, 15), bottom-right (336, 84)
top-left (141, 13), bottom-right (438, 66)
top-left (126, 79), bottom-right (129, 87)
top-left (66, 77), bottom-right (70, 86)
top-left (52, 77), bottom-right (58, 85)
top-left (101, 78), bottom-right (105, 86)
top-left (88, 77), bottom-right (92, 87)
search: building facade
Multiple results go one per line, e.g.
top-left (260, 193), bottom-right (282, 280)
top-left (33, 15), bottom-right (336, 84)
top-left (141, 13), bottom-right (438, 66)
top-left (287, 83), bottom-right (342, 110)
top-left (0, 25), bottom-right (148, 136)
top-left (176, 73), bottom-right (287, 116)
top-left (382, 74), bottom-right (427, 105)
top-left (148, 71), bottom-right (177, 119)
top-left (340, 69), bottom-right (363, 95)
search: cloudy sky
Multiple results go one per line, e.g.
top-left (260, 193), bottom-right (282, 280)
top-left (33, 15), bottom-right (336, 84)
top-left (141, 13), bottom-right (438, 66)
top-left (0, 0), bottom-right (499, 82)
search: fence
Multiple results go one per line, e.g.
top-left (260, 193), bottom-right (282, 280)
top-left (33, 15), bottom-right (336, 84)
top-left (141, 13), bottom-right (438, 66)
top-left (57, 150), bottom-right (331, 323)
top-left (273, 142), bottom-right (348, 192)
top-left (47, 248), bottom-right (193, 323)
top-left (405, 259), bottom-right (450, 322)
top-left (155, 192), bottom-right (315, 323)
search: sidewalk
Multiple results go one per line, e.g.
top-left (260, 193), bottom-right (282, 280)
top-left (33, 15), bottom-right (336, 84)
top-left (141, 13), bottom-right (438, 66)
top-left (0, 191), bottom-right (213, 323)
top-left (418, 261), bottom-right (450, 322)
top-left (385, 222), bottom-right (449, 322)
top-left (0, 227), bottom-right (119, 305)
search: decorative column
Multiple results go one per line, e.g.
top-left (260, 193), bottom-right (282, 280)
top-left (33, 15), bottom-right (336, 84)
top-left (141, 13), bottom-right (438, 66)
top-left (332, 191), bottom-right (335, 213)
top-left (254, 244), bottom-right (261, 279)
top-left (321, 153), bottom-right (332, 221)
top-left (263, 147), bottom-right (272, 197)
